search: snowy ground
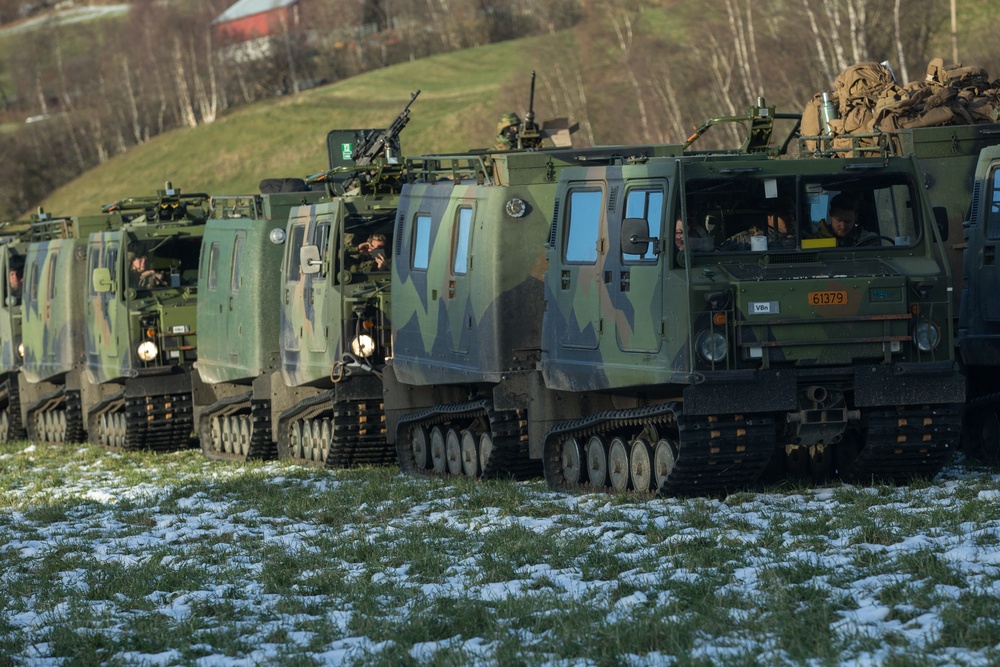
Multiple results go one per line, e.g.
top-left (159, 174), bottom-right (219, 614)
top-left (3, 443), bottom-right (1000, 665)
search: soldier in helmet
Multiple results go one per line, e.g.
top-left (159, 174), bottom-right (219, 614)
top-left (495, 112), bottom-right (522, 150)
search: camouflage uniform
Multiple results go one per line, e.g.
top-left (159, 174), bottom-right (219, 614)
top-left (495, 112), bottom-right (521, 150)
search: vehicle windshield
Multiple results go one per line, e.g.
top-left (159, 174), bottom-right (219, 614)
top-left (683, 172), bottom-right (921, 253)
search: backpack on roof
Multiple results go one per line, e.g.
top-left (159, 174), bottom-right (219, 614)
top-left (834, 62), bottom-right (899, 114)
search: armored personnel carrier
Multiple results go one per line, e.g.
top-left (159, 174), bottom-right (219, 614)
top-left (193, 182), bottom-right (325, 462)
top-left (83, 184), bottom-right (210, 451)
top-left (385, 142), bottom-right (686, 481)
top-left (0, 224), bottom-right (29, 442)
top-left (17, 208), bottom-right (123, 444)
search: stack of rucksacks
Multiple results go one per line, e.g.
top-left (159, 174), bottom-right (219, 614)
top-left (801, 58), bottom-right (1000, 151)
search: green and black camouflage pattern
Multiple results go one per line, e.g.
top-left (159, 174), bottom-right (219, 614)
top-left (0, 224), bottom-right (29, 441)
top-left (17, 210), bottom-right (123, 443)
top-left (82, 185), bottom-right (210, 451)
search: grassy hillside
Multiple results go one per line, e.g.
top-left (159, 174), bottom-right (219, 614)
top-left (40, 37), bottom-right (543, 214)
top-left (29, 0), bottom-right (1000, 215)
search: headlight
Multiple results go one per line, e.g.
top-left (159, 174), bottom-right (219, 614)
top-left (351, 334), bottom-right (375, 357)
top-left (17, 343), bottom-right (24, 358)
top-left (269, 228), bottom-right (286, 244)
top-left (137, 340), bottom-right (159, 362)
top-left (696, 331), bottom-right (728, 362)
top-left (912, 321), bottom-right (941, 352)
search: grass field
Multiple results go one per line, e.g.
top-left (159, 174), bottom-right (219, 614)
top-left (38, 36), bottom-right (543, 216)
top-left (3, 440), bottom-right (1000, 666)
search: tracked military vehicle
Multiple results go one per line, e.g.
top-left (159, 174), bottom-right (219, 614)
top-left (957, 146), bottom-right (1000, 462)
top-left (83, 184), bottom-right (210, 451)
top-left (17, 208), bottom-right (123, 444)
top-left (193, 182), bottom-right (325, 462)
top-left (385, 142), bottom-right (686, 481)
top-left (195, 94), bottom-right (416, 467)
top-left (0, 224), bottom-right (29, 442)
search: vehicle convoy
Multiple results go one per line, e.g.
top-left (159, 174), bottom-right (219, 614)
top-left (385, 100), bottom-right (963, 495)
top-left (83, 185), bottom-right (210, 451)
top-left (0, 223), bottom-right (29, 442)
top-left (194, 94), bottom-right (417, 467)
top-left (17, 208), bottom-right (124, 444)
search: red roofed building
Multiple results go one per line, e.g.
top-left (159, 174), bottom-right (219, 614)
top-left (212, 0), bottom-right (302, 45)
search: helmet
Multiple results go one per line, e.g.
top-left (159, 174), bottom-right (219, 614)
top-left (496, 112), bottom-right (521, 136)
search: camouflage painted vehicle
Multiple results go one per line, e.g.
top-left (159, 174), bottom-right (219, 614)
top-left (957, 145), bottom-right (1000, 462)
top-left (539, 148), bottom-right (961, 495)
top-left (193, 179), bottom-right (326, 462)
top-left (17, 209), bottom-right (123, 444)
top-left (388, 104), bottom-right (962, 495)
top-left (83, 184), bottom-right (210, 451)
top-left (384, 143), bottom-right (685, 481)
top-left (270, 118), bottom-right (415, 468)
top-left (0, 224), bottom-right (29, 442)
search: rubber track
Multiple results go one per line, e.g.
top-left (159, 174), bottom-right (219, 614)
top-left (396, 399), bottom-right (537, 480)
top-left (277, 392), bottom-right (392, 469)
top-left (325, 398), bottom-right (392, 467)
top-left (119, 392), bottom-right (195, 452)
top-left (25, 389), bottom-right (85, 444)
top-left (846, 404), bottom-right (961, 483)
top-left (1, 378), bottom-right (26, 441)
top-left (201, 397), bottom-right (275, 462)
top-left (543, 402), bottom-right (777, 497)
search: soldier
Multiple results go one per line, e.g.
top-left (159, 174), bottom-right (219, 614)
top-left (356, 233), bottom-right (389, 271)
top-left (8, 268), bottom-right (22, 299)
top-left (495, 112), bottom-right (521, 150)
top-left (129, 249), bottom-right (165, 288)
top-left (814, 193), bottom-right (876, 246)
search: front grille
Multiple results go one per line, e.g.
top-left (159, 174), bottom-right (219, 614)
top-left (723, 258), bottom-right (899, 281)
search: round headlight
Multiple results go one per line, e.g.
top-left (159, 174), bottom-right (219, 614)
top-left (269, 228), bottom-right (286, 244)
top-left (351, 334), bottom-right (375, 357)
top-left (696, 331), bottom-right (728, 362)
top-left (913, 321), bottom-right (941, 352)
top-left (137, 340), bottom-right (159, 362)
top-left (17, 343), bottom-right (24, 358)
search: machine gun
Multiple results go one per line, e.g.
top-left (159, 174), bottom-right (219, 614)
top-left (518, 71), bottom-right (542, 150)
top-left (352, 90), bottom-right (421, 167)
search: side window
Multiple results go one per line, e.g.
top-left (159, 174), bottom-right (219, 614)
top-left (623, 188), bottom-right (663, 263)
top-left (47, 256), bottom-right (58, 300)
top-left (28, 260), bottom-right (40, 303)
top-left (231, 235), bottom-right (244, 293)
top-left (413, 213), bottom-right (431, 271)
top-left (564, 188), bottom-right (603, 264)
top-left (287, 224), bottom-right (305, 281)
top-left (207, 242), bottom-right (220, 291)
top-left (106, 245), bottom-right (119, 276)
top-left (452, 206), bottom-right (473, 275)
top-left (988, 167), bottom-right (1000, 240)
top-left (88, 248), bottom-right (100, 296)
top-left (315, 221), bottom-right (331, 277)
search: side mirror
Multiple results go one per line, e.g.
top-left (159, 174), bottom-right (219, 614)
top-left (92, 267), bottom-right (113, 293)
top-left (299, 245), bottom-right (321, 275)
top-left (933, 206), bottom-right (949, 242)
top-left (621, 217), bottom-right (656, 255)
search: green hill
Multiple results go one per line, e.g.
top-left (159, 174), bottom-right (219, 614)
top-left (32, 1), bottom-right (1000, 216)
top-left (40, 37), bottom-right (546, 214)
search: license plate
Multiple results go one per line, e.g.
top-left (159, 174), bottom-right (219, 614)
top-left (808, 290), bottom-right (848, 306)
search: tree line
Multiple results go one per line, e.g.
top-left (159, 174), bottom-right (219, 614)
top-left (0, 0), bottom-right (994, 220)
